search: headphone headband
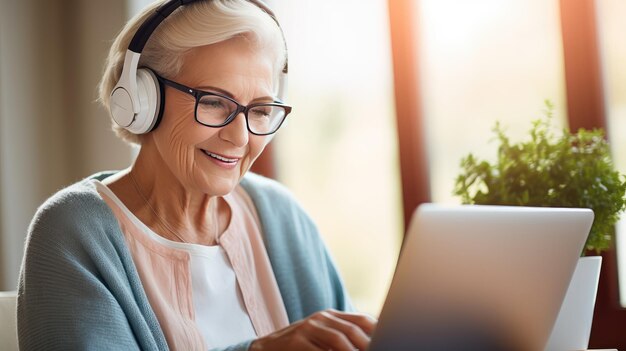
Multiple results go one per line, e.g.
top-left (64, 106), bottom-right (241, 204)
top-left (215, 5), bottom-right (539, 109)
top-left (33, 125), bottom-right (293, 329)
top-left (127, 0), bottom-right (183, 54)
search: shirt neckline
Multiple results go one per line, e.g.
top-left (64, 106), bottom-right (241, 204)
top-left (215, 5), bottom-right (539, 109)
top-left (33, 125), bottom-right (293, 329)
top-left (93, 179), bottom-right (234, 253)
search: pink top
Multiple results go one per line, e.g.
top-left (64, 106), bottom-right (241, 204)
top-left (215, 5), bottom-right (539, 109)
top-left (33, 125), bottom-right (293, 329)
top-left (95, 180), bottom-right (290, 350)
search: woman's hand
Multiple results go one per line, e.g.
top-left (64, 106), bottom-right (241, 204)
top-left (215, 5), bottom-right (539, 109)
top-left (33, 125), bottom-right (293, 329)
top-left (250, 309), bottom-right (377, 351)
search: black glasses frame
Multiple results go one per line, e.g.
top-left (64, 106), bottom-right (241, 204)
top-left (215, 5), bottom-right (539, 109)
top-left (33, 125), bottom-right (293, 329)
top-left (156, 74), bottom-right (292, 136)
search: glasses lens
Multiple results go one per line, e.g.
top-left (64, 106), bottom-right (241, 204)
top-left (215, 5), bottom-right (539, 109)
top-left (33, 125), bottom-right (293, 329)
top-left (196, 95), bottom-right (237, 126)
top-left (248, 105), bottom-right (287, 134)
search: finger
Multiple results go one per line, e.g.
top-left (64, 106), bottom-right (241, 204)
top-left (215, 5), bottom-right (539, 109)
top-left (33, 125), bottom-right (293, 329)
top-left (313, 311), bottom-right (371, 351)
top-left (306, 319), bottom-right (356, 351)
top-left (300, 337), bottom-right (327, 351)
top-left (250, 327), bottom-right (324, 351)
top-left (325, 309), bottom-right (378, 336)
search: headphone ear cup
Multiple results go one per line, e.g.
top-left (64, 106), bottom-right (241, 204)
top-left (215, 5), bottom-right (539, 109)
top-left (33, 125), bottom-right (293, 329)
top-left (151, 73), bottom-right (166, 131)
top-left (126, 68), bottom-right (162, 134)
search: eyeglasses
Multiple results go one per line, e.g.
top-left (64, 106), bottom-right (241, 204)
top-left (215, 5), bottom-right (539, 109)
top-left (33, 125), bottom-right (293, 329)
top-left (156, 74), bottom-right (292, 136)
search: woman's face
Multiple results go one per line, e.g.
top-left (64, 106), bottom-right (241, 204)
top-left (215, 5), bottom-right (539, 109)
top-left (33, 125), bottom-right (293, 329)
top-left (149, 36), bottom-right (275, 196)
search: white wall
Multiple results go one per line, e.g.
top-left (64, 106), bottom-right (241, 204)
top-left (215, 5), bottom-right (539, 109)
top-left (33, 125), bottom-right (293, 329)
top-left (0, 0), bottom-right (132, 290)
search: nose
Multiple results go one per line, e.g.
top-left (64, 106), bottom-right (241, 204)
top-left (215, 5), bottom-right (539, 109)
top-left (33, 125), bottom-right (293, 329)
top-left (218, 112), bottom-right (249, 147)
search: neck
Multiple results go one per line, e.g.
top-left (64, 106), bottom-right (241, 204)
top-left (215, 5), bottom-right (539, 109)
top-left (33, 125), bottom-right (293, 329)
top-left (124, 144), bottom-right (229, 245)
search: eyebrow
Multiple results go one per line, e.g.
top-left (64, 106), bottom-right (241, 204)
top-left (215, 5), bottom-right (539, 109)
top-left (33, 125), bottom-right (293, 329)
top-left (196, 85), bottom-right (275, 104)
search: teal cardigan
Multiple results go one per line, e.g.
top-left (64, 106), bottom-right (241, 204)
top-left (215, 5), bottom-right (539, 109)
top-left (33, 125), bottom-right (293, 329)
top-left (17, 172), bottom-right (353, 350)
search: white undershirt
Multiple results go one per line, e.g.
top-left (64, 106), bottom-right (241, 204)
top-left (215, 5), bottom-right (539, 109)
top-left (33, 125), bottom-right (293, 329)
top-left (95, 181), bottom-right (257, 348)
top-left (175, 244), bottom-right (257, 348)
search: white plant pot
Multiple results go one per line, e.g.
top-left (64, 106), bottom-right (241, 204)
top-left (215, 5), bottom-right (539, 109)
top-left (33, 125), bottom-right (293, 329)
top-left (544, 256), bottom-right (602, 351)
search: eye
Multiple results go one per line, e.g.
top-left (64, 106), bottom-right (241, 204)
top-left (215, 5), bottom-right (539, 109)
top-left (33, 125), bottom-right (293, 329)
top-left (250, 106), bottom-right (272, 118)
top-left (198, 97), bottom-right (227, 110)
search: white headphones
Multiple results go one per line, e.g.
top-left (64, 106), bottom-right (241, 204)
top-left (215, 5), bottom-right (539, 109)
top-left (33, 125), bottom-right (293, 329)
top-left (109, 0), bottom-right (288, 134)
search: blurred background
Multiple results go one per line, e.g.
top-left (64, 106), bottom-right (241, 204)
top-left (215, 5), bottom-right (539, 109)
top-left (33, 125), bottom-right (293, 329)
top-left (1, 0), bottom-right (625, 347)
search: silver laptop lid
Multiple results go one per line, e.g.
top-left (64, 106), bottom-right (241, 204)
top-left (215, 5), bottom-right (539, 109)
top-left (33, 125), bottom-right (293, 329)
top-left (369, 204), bottom-right (593, 351)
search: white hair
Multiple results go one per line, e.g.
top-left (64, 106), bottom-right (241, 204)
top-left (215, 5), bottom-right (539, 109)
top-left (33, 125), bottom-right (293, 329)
top-left (98, 0), bottom-right (287, 145)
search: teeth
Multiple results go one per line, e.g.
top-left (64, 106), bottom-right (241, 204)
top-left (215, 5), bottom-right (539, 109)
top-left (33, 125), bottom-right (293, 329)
top-left (204, 150), bottom-right (237, 163)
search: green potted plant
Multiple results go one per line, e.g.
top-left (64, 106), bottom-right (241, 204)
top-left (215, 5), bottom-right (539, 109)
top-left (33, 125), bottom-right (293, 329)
top-left (454, 102), bottom-right (626, 253)
top-left (453, 102), bottom-right (626, 349)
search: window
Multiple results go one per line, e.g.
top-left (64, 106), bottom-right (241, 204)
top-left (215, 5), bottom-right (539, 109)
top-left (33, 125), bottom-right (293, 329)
top-left (270, 0), bottom-right (402, 314)
top-left (596, 0), bottom-right (626, 307)
top-left (416, 0), bottom-right (567, 204)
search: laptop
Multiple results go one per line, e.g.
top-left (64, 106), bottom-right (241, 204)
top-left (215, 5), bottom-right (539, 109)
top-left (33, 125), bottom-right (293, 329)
top-left (368, 204), bottom-right (593, 351)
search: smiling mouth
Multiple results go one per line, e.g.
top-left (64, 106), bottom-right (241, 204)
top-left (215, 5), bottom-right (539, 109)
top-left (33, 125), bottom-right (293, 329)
top-left (201, 150), bottom-right (239, 163)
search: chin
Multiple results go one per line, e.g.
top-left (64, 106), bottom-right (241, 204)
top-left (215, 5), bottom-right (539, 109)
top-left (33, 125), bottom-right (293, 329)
top-left (204, 176), bottom-right (240, 197)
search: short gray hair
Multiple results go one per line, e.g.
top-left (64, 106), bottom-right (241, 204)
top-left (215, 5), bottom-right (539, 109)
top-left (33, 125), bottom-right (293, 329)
top-left (98, 0), bottom-right (287, 145)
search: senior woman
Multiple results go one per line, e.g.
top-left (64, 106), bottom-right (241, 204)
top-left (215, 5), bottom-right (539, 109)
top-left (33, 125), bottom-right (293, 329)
top-left (17, 0), bottom-right (375, 350)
